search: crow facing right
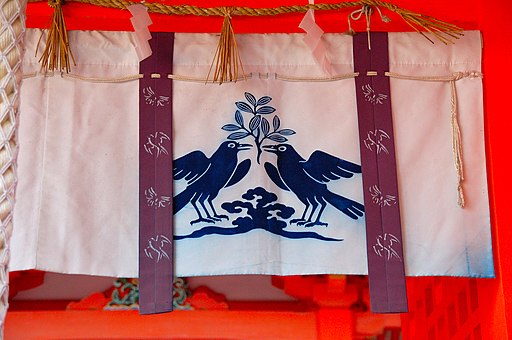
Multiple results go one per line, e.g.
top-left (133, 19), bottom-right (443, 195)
top-left (263, 144), bottom-right (364, 227)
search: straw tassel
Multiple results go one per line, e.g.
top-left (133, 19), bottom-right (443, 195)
top-left (207, 7), bottom-right (245, 84)
top-left (346, 0), bottom-right (463, 44)
top-left (359, 0), bottom-right (464, 44)
top-left (37, 0), bottom-right (75, 72)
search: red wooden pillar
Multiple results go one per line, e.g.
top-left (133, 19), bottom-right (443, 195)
top-left (316, 308), bottom-right (354, 340)
top-left (401, 1), bottom-right (512, 339)
top-left (474, 0), bottom-right (512, 337)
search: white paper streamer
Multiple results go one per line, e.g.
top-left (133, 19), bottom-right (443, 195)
top-left (298, 0), bottom-right (332, 76)
top-left (128, 4), bottom-right (153, 61)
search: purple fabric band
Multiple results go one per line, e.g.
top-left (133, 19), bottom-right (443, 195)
top-left (139, 32), bottom-right (174, 314)
top-left (353, 32), bottom-right (408, 313)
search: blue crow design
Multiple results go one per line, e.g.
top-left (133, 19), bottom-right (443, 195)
top-left (263, 144), bottom-right (364, 227)
top-left (173, 141), bottom-right (252, 225)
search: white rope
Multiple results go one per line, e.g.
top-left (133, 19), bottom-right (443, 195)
top-left (346, 4), bottom-right (391, 49)
top-left (0, 0), bottom-right (26, 335)
top-left (21, 69), bottom-right (477, 216)
top-left (23, 71), bottom-right (361, 83)
top-left (386, 71), bottom-right (483, 207)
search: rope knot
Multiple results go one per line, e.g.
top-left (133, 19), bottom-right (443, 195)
top-left (346, 3), bottom-right (391, 48)
top-left (452, 72), bottom-right (466, 81)
top-left (48, 0), bottom-right (64, 8)
top-left (221, 6), bottom-right (233, 19)
top-left (452, 71), bottom-right (483, 81)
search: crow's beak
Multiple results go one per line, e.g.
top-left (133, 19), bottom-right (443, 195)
top-left (262, 145), bottom-right (278, 154)
top-left (237, 143), bottom-right (252, 151)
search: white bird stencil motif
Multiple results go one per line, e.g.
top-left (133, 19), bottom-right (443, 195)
top-left (143, 86), bottom-right (170, 107)
top-left (144, 235), bottom-right (172, 262)
top-left (362, 84), bottom-right (388, 105)
top-left (144, 131), bottom-right (170, 158)
top-left (369, 185), bottom-right (396, 207)
top-left (145, 187), bottom-right (171, 209)
top-left (364, 129), bottom-right (390, 155)
top-left (373, 233), bottom-right (401, 261)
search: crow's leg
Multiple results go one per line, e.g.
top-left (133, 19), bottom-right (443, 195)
top-left (197, 195), bottom-right (222, 222)
top-left (190, 194), bottom-right (215, 225)
top-left (291, 201), bottom-right (309, 225)
top-left (207, 198), bottom-right (228, 221)
top-left (298, 199), bottom-right (318, 226)
top-left (297, 197), bottom-right (318, 227)
top-left (305, 197), bottom-right (329, 227)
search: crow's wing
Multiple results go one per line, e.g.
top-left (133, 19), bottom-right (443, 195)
top-left (173, 150), bottom-right (210, 183)
top-left (264, 162), bottom-right (290, 191)
top-left (225, 159), bottom-right (251, 188)
top-left (303, 150), bottom-right (361, 183)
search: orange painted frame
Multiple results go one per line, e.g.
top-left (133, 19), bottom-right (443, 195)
top-left (9, 0), bottom-right (512, 338)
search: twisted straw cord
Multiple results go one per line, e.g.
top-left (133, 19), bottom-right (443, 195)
top-left (25, 0), bottom-right (462, 33)
top-left (30, 0), bottom-right (463, 76)
top-left (27, 0), bottom-right (360, 16)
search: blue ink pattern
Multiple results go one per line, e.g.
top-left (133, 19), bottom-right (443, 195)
top-left (222, 92), bottom-right (296, 164)
top-left (263, 144), bottom-right (364, 226)
top-left (174, 187), bottom-right (341, 241)
top-left (173, 141), bottom-right (252, 225)
top-left (173, 92), bottom-right (364, 241)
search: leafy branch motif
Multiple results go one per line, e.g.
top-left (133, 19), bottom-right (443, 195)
top-left (222, 92), bottom-right (296, 164)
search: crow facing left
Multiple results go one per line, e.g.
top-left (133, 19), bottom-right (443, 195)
top-left (173, 141), bottom-right (252, 225)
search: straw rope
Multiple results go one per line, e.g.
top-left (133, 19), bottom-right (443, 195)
top-left (26, 0), bottom-right (463, 41)
top-left (25, 0), bottom-right (461, 27)
top-left (0, 0), bottom-right (26, 334)
top-left (30, 0), bottom-right (463, 77)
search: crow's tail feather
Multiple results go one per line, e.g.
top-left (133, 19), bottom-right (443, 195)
top-left (325, 191), bottom-right (364, 220)
top-left (173, 189), bottom-right (195, 215)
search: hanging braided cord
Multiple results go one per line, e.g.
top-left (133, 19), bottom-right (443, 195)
top-left (386, 71), bottom-right (483, 207)
top-left (0, 0), bottom-right (26, 334)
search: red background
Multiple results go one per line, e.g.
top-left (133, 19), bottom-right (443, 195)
top-left (23, 0), bottom-right (512, 337)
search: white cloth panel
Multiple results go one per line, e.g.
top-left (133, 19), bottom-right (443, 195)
top-left (10, 29), bottom-right (493, 278)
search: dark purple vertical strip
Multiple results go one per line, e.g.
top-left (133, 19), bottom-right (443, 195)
top-left (139, 32), bottom-right (174, 315)
top-left (353, 32), bottom-right (408, 313)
